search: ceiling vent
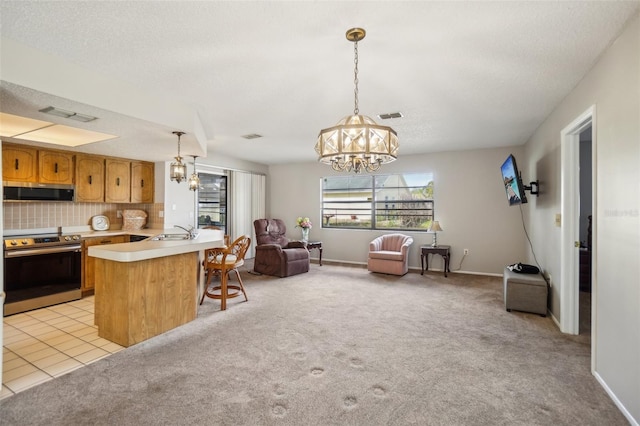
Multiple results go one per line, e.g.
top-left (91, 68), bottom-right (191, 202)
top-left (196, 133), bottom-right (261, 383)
top-left (39, 106), bottom-right (98, 122)
top-left (242, 133), bottom-right (263, 140)
top-left (378, 112), bottom-right (403, 120)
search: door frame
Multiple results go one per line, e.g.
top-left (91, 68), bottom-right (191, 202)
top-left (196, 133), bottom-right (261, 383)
top-left (560, 105), bottom-right (596, 358)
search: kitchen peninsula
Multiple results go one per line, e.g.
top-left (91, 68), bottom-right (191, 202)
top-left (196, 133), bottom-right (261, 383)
top-left (88, 228), bottom-right (225, 347)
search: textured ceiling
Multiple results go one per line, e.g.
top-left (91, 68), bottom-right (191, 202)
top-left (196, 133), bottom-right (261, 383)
top-left (0, 1), bottom-right (638, 165)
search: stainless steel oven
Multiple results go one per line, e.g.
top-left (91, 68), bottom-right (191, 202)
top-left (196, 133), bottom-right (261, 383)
top-left (3, 232), bottom-right (82, 316)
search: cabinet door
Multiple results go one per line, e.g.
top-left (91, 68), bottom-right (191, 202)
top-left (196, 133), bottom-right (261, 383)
top-left (2, 144), bottom-right (37, 182)
top-left (39, 150), bottom-right (74, 184)
top-left (83, 235), bottom-right (129, 293)
top-left (75, 155), bottom-right (105, 203)
top-left (131, 161), bottom-right (154, 203)
top-left (105, 159), bottom-right (131, 203)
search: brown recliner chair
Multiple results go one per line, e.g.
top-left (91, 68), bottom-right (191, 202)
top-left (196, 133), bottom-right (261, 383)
top-left (253, 219), bottom-right (310, 277)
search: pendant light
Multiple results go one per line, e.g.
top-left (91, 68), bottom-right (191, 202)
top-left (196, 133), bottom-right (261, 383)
top-left (170, 131), bottom-right (187, 183)
top-left (188, 155), bottom-right (200, 191)
top-left (315, 28), bottom-right (399, 174)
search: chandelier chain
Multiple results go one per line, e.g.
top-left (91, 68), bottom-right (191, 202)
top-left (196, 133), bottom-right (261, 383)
top-left (314, 27), bottom-right (398, 174)
top-left (353, 40), bottom-right (359, 115)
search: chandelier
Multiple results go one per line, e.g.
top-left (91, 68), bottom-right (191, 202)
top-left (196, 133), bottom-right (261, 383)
top-left (315, 28), bottom-right (398, 174)
top-left (188, 155), bottom-right (200, 191)
top-left (170, 131), bottom-right (187, 183)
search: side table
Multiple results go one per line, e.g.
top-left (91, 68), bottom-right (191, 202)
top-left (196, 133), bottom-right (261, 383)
top-left (306, 241), bottom-right (323, 266)
top-left (420, 245), bottom-right (451, 277)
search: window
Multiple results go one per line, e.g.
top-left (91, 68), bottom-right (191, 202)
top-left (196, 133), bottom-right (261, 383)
top-left (321, 173), bottom-right (434, 231)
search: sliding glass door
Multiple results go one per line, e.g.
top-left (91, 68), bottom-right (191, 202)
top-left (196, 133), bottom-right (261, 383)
top-left (197, 173), bottom-right (227, 233)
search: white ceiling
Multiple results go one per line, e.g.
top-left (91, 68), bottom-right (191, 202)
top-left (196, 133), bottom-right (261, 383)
top-left (1, 1), bottom-right (638, 165)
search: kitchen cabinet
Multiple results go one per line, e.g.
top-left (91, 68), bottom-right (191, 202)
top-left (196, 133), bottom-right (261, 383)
top-left (105, 158), bottom-right (131, 203)
top-left (38, 150), bottom-right (74, 184)
top-left (2, 144), bottom-right (38, 182)
top-left (94, 252), bottom-right (197, 346)
top-left (3, 143), bottom-right (156, 205)
top-left (131, 161), bottom-right (154, 203)
top-left (82, 235), bottom-right (129, 295)
top-left (75, 154), bottom-right (105, 203)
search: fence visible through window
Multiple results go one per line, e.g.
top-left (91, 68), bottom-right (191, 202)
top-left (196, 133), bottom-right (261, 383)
top-left (321, 173), bottom-right (434, 231)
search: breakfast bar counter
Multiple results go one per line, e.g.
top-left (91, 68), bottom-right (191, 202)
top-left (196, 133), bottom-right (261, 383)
top-left (88, 229), bottom-right (225, 347)
top-left (87, 228), bottom-right (225, 262)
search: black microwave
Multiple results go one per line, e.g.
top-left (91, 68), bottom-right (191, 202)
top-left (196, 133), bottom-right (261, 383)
top-left (3, 181), bottom-right (75, 202)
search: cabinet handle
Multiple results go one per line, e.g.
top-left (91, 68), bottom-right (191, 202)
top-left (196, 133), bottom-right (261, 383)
top-left (55, 163), bottom-right (58, 173)
top-left (89, 175), bottom-right (92, 185)
top-left (141, 179), bottom-right (144, 188)
top-left (116, 177), bottom-right (120, 186)
top-left (14, 159), bottom-right (19, 170)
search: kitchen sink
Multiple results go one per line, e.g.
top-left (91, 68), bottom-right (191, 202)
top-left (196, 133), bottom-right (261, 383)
top-left (150, 233), bottom-right (194, 241)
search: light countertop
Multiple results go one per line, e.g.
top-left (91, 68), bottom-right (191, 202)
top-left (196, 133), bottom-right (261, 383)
top-left (87, 228), bottom-right (225, 263)
top-left (78, 228), bottom-right (159, 239)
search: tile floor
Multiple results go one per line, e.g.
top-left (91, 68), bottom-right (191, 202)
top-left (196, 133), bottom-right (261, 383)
top-left (1, 297), bottom-right (124, 400)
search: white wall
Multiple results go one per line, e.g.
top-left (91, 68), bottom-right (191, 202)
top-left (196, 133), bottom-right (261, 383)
top-left (524, 13), bottom-right (639, 423)
top-left (268, 146), bottom-right (527, 275)
top-left (161, 161), bottom-right (198, 229)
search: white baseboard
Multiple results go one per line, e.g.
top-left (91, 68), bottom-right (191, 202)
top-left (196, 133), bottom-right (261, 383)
top-left (450, 269), bottom-right (503, 277)
top-left (549, 311), bottom-right (561, 330)
top-left (593, 371), bottom-right (639, 426)
top-left (320, 260), bottom-right (504, 277)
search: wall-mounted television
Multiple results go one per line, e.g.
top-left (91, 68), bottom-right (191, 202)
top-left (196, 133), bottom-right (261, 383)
top-left (500, 154), bottom-right (528, 206)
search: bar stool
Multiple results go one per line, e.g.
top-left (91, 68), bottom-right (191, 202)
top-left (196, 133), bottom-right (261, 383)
top-left (200, 235), bottom-right (251, 310)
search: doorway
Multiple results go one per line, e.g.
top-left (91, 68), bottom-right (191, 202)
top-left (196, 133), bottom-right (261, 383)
top-left (560, 106), bottom-right (596, 369)
top-left (578, 126), bottom-right (593, 336)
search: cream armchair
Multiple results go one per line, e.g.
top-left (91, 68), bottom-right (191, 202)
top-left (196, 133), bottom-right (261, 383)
top-left (368, 234), bottom-right (414, 276)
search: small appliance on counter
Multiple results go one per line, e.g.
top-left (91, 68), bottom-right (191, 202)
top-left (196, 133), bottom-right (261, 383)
top-left (91, 215), bottom-right (110, 231)
top-left (122, 209), bottom-right (147, 231)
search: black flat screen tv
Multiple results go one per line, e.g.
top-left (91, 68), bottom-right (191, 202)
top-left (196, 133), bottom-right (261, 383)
top-left (500, 154), bottom-right (528, 206)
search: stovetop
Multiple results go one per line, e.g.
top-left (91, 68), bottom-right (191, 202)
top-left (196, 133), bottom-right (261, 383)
top-left (3, 233), bottom-right (82, 250)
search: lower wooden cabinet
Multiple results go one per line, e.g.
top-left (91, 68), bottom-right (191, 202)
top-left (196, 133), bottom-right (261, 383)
top-left (82, 235), bottom-right (129, 295)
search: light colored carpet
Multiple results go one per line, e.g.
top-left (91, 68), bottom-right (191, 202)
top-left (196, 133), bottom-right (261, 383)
top-left (0, 260), bottom-right (624, 425)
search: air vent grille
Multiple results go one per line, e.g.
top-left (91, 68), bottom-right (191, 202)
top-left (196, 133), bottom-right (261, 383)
top-left (242, 133), bottom-right (263, 139)
top-left (378, 112), bottom-right (403, 120)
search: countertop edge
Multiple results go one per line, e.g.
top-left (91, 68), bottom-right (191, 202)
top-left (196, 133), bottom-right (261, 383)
top-left (87, 229), bottom-right (225, 262)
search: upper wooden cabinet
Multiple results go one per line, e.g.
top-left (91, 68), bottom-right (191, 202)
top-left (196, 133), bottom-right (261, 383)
top-left (75, 154), bottom-right (105, 203)
top-left (38, 150), bottom-right (74, 184)
top-left (2, 144), bottom-right (38, 182)
top-left (3, 143), bottom-right (156, 205)
top-left (131, 161), bottom-right (154, 203)
top-left (105, 158), bottom-right (131, 203)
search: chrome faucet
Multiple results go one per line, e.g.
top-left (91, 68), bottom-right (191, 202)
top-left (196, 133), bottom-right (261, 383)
top-left (174, 225), bottom-right (196, 239)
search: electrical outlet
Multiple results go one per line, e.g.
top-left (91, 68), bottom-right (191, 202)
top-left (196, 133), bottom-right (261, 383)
top-left (463, 248), bottom-right (469, 255)
top-left (116, 210), bottom-right (122, 218)
top-left (159, 210), bottom-right (164, 218)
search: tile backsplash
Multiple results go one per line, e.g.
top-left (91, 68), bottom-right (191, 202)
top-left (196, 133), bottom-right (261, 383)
top-left (3, 202), bottom-right (164, 231)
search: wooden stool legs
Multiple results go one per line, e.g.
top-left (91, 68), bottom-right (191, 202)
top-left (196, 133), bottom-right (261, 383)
top-left (199, 267), bottom-right (248, 310)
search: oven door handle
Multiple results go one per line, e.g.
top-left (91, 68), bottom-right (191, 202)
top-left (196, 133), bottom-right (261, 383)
top-left (4, 244), bottom-right (82, 258)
